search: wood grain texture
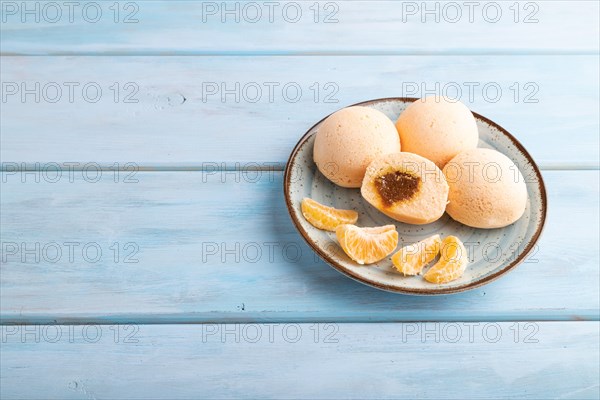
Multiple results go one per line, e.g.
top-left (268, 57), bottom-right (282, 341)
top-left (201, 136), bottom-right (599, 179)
top-left (1, 1), bottom-right (598, 55)
top-left (1, 170), bottom-right (598, 323)
top-left (2, 1), bottom-right (598, 397)
top-left (1, 322), bottom-right (598, 399)
top-left (1, 55), bottom-right (598, 166)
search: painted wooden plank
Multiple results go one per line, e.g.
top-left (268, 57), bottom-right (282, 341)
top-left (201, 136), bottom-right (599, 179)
top-left (1, 170), bottom-right (598, 323)
top-left (1, 55), bottom-right (598, 167)
top-left (1, 1), bottom-right (598, 55)
top-left (1, 322), bottom-right (598, 399)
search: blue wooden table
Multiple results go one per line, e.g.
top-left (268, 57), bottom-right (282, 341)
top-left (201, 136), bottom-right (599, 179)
top-left (1, 1), bottom-right (599, 398)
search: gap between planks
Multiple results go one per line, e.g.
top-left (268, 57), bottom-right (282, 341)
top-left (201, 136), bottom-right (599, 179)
top-left (1, 313), bottom-right (599, 325)
top-left (1, 162), bottom-right (599, 172)
top-left (1, 50), bottom-right (599, 57)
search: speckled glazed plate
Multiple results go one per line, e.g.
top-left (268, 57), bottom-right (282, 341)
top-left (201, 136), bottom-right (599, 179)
top-left (284, 98), bottom-right (547, 295)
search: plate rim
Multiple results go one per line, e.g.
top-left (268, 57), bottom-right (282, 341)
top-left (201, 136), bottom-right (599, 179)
top-left (283, 97), bottom-right (548, 295)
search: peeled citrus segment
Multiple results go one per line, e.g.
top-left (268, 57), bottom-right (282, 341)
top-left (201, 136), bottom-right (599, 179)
top-left (392, 234), bottom-right (442, 275)
top-left (335, 224), bottom-right (398, 265)
top-left (301, 198), bottom-right (358, 231)
top-left (424, 235), bottom-right (469, 284)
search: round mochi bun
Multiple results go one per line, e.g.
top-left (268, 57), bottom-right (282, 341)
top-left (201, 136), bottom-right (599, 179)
top-left (443, 148), bottom-right (528, 229)
top-left (396, 96), bottom-right (479, 168)
top-left (314, 106), bottom-right (401, 188)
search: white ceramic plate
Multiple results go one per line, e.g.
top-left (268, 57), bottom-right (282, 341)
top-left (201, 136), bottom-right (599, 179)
top-left (284, 98), bottom-right (547, 295)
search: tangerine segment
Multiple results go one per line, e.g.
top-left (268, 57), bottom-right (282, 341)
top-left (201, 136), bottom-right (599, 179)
top-left (301, 198), bottom-right (358, 231)
top-left (336, 224), bottom-right (398, 265)
top-left (424, 235), bottom-right (469, 284)
top-left (392, 234), bottom-right (442, 276)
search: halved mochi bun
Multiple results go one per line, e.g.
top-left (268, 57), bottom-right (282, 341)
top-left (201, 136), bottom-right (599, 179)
top-left (361, 152), bottom-right (449, 225)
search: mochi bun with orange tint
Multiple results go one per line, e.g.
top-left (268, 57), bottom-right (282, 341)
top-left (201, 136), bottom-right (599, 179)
top-left (396, 97), bottom-right (479, 168)
top-left (314, 106), bottom-right (401, 188)
top-left (443, 148), bottom-right (528, 229)
top-left (361, 152), bottom-right (449, 225)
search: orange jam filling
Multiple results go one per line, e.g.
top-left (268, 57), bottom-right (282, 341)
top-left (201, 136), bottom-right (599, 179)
top-left (374, 171), bottom-right (420, 206)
